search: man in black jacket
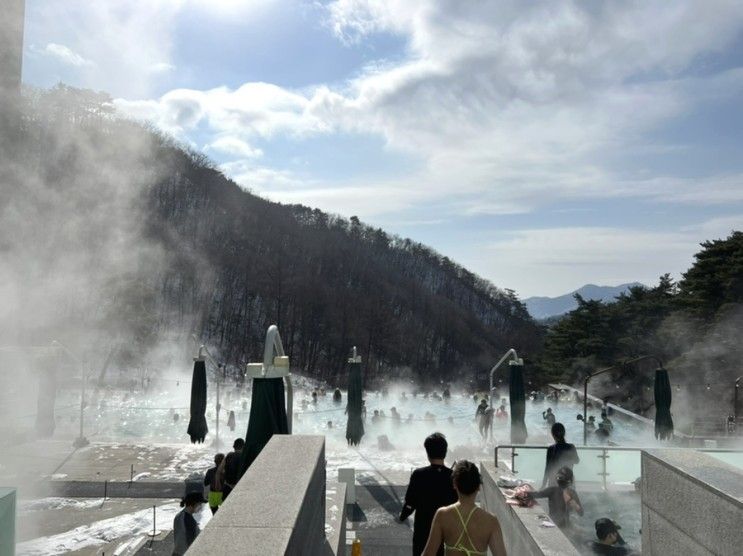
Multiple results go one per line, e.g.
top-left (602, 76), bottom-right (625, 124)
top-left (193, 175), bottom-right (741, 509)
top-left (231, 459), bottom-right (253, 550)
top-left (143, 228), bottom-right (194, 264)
top-left (399, 432), bottom-right (458, 556)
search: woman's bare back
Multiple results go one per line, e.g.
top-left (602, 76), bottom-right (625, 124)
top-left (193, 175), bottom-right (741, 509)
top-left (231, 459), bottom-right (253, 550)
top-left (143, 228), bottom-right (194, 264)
top-left (427, 503), bottom-right (506, 556)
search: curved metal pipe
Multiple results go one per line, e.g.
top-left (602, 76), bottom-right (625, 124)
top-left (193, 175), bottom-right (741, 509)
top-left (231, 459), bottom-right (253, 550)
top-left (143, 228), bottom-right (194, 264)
top-left (261, 325), bottom-right (292, 434)
top-left (263, 324), bottom-right (286, 366)
top-left (489, 348), bottom-right (521, 395)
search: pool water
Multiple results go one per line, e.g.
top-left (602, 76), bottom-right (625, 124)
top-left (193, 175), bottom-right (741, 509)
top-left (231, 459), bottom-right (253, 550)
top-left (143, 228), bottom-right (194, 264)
top-left (9, 379), bottom-right (657, 479)
top-left (567, 490), bottom-right (642, 555)
top-left (30, 385), bottom-right (651, 441)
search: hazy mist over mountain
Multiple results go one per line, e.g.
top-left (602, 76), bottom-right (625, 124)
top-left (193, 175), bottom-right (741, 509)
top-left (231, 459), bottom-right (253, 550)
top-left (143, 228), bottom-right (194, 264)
top-left (524, 283), bottom-right (644, 320)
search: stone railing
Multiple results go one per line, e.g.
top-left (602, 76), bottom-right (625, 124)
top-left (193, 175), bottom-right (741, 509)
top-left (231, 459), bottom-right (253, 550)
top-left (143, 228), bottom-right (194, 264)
top-left (188, 435), bottom-right (342, 555)
top-left (641, 449), bottom-right (743, 555)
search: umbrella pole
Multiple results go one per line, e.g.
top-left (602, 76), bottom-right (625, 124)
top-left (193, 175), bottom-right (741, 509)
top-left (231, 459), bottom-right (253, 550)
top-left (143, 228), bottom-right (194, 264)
top-left (285, 374), bottom-right (293, 434)
top-left (79, 367), bottom-right (85, 441)
top-left (216, 368), bottom-right (220, 448)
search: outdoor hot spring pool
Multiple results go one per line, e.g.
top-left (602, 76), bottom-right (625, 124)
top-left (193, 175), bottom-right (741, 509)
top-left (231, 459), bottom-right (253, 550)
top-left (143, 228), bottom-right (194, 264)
top-left (11, 377), bottom-right (657, 475)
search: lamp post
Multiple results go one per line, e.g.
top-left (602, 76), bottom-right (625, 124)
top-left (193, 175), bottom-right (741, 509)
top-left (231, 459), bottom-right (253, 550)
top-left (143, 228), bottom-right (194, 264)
top-left (735, 376), bottom-right (742, 425)
top-left (51, 340), bottom-right (89, 448)
top-left (582, 355), bottom-right (664, 445)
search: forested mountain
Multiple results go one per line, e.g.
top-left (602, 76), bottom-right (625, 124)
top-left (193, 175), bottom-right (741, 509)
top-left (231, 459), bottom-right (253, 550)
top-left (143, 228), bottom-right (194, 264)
top-left (524, 283), bottom-right (643, 319)
top-left (2, 85), bottom-right (541, 386)
top-left (537, 232), bottom-right (743, 421)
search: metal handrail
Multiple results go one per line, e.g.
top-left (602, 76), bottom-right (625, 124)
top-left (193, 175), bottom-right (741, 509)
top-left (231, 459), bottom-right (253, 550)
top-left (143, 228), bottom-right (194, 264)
top-left (494, 443), bottom-right (743, 489)
top-left (496, 443), bottom-right (743, 461)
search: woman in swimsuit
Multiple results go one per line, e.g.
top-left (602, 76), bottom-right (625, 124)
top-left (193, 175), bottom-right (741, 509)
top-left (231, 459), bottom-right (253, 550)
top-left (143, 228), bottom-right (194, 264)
top-left (422, 460), bottom-right (507, 556)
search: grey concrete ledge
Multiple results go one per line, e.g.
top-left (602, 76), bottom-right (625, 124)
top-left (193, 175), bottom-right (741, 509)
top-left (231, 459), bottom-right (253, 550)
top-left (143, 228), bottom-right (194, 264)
top-left (643, 449), bottom-right (743, 507)
top-left (641, 449), bottom-right (743, 556)
top-left (325, 481), bottom-right (346, 556)
top-left (46, 480), bottom-right (182, 499)
top-left (188, 434), bottom-right (327, 556)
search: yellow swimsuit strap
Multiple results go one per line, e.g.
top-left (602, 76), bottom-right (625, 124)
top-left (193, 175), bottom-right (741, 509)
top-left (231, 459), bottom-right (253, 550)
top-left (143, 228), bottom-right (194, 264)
top-left (445, 506), bottom-right (487, 556)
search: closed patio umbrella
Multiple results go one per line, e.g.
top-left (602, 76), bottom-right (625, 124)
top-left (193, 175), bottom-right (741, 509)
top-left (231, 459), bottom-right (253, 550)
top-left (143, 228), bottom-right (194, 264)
top-left (654, 368), bottom-right (674, 440)
top-left (239, 325), bottom-right (292, 476)
top-left (187, 359), bottom-right (208, 443)
top-left (509, 363), bottom-right (528, 444)
top-left (240, 376), bottom-right (289, 473)
top-left (346, 352), bottom-right (364, 446)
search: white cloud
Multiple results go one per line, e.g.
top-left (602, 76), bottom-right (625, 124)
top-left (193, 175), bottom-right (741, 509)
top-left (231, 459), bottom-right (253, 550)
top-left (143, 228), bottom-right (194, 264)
top-left (27, 1), bottom-right (279, 98)
top-left (43, 43), bottom-right (94, 67)
top-left (116, 82), bottom-right (328, 138)
top-left (464, 216), bottom-right (743, 297)
top-left (28, 1), bottom-right (183, 97)
top-left (148, 62), bottom-right (176, 74)
top-left (113, 1), bottom-right (743, 218)
top-left (206, 137), bottom-right (263, 159)
top-left (37, 0), bottom-right (741, 296)
top-left (220, 160), bottom-right (306, 192)
top-left (313, 0), bottom-right (743, 213)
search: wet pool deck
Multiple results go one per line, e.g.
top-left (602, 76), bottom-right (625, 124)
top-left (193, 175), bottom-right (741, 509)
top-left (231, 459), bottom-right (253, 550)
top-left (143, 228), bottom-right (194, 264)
top-left (0, 439), bottom-right (211, 498)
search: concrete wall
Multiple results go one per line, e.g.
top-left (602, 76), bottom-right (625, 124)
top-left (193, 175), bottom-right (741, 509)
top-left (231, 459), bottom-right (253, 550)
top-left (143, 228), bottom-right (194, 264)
top-left (0, 487), bottom-right (15, 556)
top-left (480, 462), bottom-right (580, 556)
top-left (641, 449), bottom-right (743, 556)
top-left (325, 482), bottom-right (347, 556)
top-left (189, 435), bottom-right (330, 556)
top-left (0, 0), bottom-right (25, 138)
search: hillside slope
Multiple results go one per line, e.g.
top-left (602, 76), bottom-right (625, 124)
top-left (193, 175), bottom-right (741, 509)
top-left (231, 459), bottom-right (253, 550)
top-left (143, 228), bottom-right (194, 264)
top-left (2, 85), bottom-right (542, 386)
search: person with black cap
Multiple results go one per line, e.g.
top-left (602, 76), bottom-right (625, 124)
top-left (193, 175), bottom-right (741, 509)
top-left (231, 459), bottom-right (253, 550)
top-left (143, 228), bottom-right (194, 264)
top-left (173, 477), bottom-right (207, 555)
top-left (590, 518), bottom-right (636, 554)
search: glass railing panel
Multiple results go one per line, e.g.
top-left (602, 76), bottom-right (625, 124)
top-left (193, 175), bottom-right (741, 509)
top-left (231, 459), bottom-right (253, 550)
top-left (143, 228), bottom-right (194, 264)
top-left (605, 449), bottom-right (641, 484)
top-left (574, 448), bottom-right (606, 484)
top-left (511, 447), bottom-right (547, 484)
top-left (706, 451), bottom-right (743, 471)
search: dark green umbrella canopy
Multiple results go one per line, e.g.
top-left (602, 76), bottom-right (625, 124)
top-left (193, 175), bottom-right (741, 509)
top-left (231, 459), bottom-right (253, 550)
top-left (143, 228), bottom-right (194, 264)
top-left (654, 368), bottom-right (674, 440)
top-left (187, 359), bottom-right (208, 443)
top-left (240, 377), bottom-right (289, 475)
top-left (35, 364), bottom-right (57, 438)
top-left (509, 364), bottom-right (528, 444)
top-left (346, 361), bottom-right (364, 446)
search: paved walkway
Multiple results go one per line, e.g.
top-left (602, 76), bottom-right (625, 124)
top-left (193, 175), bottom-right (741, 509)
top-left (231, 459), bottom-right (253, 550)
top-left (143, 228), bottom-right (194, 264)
top-left (349, 480), bottom-right (412, 556)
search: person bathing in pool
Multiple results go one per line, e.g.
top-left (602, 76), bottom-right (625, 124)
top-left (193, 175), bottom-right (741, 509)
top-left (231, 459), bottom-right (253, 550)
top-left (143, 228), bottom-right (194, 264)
top-left (422, 460), bottom-right (507, 556)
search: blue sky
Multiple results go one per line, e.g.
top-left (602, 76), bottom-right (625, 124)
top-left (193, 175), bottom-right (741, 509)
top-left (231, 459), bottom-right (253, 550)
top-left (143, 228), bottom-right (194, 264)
top-left (21, 0), bottom-right (743, 297)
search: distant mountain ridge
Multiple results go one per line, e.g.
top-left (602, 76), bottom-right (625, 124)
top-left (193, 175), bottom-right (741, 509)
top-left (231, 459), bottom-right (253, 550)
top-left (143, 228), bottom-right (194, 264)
top-left (524, 283), bottom-right (644, 319)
